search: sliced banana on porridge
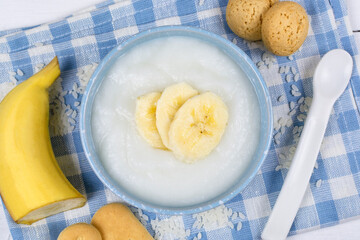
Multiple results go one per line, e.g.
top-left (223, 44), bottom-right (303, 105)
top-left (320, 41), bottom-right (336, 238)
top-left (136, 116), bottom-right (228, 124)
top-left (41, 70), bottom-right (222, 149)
top-left (135, 92), bottom-right (166, 149)
top-left (135, 83), bottom-right (228, 162)
top-left (168, 92), bottom-right (229, 163)
top-left (156, 82), bottom-right (198, 148)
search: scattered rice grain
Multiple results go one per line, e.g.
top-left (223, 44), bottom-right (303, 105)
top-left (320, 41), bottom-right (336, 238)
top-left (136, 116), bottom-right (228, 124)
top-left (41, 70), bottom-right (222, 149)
top-left (292, 126), bottom-right (299, 134)
top-left (289, 109), bottom-right (297, 116)
top-left (297, 114), bottom-right (306, 122)
top-left (279, 66), bottom-right (285, 74)
top-left (291, 90), bottom-right (301, 97)
top-left (291, 66), bottom-right (297, 75)
top-left (279, 153), bottom-right (286, 160)
top-left (294, 73), bottom-right (300, 82)
top-left (280, 126), bottom-right (285, 135)
top-left (257, 61), bottom-right (265, 67)
top-left (71, 110), bottom-right (77, 119)
top-left (289, 101), bottom-right (296, 110)
top-left (286, 118), bottom-right (293, 127)
top-left (298, 97), bottom-right (304, 104)
top-left (275, 165), bottom-right (282, 171)
top-left (286, 74), bottom-right (292, 82)
top-left (284, 66), bottom-right (290, 74)
top-left (316, 179), bottom-right (322, 188)
top-left (232, 38), bottom-right (237, 44)
top-left (10, 75), bottom-right (17, 83)
top-left (274, 132), bottom-right (281, 140)
top-left (72, 91), bottom-right (78, 99)
top-left (9, 71), bottom-right (16, 76)
top-left (192, 205), bottom-right (234, 230)
top-left (293, 132), bottom-right (300, 139)
top-left (34, 42), bottom-right (44, 47)
top-left (278, 117), bottom-right (285, 126)
top-left (291, 84), bottom-right (299, 91)
top-left (152, 216), bottom-right (189, 240)
top-left (300, 104), bottom-right (305, 113)
top-left (274, 122), bottom-right (281, 131)
top-left (16, 69), bottom-right (24, 76)
top-left (238, 212), bottom-right (246, 220)
top-left (259, 65), bottom-right (267, 71)
top-left (66, 109), bottom-right (73, 116)
top-left (228, 221), bottom-right (234, 229)
top-left (289, 146), bottom-right (296, 154)
top-left (288, 55), bottom-right (294, 60)
top-left (69, 118), bottom-right (76, 125)
top-left (278, 95), bottom-right (285, 102)
top-left (236, 222), bottom-right (243, 231)
top-left (36, 63), bottom-right (45, 69)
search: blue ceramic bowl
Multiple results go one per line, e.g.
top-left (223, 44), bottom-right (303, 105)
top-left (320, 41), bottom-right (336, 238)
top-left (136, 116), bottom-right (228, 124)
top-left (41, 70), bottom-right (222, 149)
top-left (80, 26), bottom-right (273, 215)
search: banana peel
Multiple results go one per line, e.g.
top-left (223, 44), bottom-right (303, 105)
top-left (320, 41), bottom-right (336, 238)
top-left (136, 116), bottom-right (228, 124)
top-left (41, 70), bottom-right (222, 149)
top-left (0, 57), bottom-right (86, 224)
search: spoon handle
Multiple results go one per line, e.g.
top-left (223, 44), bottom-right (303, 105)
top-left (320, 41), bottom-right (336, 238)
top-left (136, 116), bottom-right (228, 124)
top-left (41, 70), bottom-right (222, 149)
top-left (262, 98), bottom-right (332, 240)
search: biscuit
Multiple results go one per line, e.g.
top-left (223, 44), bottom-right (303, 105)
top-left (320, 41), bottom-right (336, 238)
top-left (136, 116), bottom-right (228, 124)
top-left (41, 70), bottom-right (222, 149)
top-left (57, 223), bottom-right (102, 240)
top-left (226, 0), bottom-right (276, 41)
top-left (91, 203), bottom-right (154, 240)
top-left (261, 1), bottom-right (309, 56)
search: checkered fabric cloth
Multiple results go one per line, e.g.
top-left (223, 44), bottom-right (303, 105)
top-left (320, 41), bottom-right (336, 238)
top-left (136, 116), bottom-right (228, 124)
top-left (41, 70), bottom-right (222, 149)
top-left (1, 0), bottom-right (360, 239)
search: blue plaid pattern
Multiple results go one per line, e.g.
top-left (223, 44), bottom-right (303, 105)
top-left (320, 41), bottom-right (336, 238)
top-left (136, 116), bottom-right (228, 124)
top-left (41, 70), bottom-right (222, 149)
top-left (0, 0), bottom-right (360, 239)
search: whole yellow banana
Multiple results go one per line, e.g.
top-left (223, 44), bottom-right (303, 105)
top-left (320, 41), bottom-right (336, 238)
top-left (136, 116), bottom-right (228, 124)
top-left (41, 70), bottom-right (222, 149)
top-left (0, 57), bottom-right (86, 225)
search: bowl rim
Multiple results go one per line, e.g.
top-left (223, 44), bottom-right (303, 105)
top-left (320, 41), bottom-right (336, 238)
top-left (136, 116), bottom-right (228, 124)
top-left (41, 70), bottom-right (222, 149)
top-left (80, 25), bottom-right (273, 215)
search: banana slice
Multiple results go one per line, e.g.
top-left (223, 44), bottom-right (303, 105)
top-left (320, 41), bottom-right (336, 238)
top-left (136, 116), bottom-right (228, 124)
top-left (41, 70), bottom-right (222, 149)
top-left (168, 92), bottom-right (228, 163)
top-left (156, 82), bottom-right (198, 148)
top-left (135, 92), bottom-right (166, 149)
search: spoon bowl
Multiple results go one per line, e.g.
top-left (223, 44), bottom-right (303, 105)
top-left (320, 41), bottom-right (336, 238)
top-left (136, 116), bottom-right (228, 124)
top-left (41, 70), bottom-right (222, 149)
top-left (313, 49), bottom-right (353, 101)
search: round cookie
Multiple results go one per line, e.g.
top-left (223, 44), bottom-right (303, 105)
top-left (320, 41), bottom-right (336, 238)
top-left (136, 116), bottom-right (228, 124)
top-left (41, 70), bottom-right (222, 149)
top-left (91, 203), bottom-right (154, 240)
top-left (57, 223), bottom-right (102, 240)
top-left (226, 0), bottom-right (277, 41)
top-left (261, 1), bottom-right (309, 56)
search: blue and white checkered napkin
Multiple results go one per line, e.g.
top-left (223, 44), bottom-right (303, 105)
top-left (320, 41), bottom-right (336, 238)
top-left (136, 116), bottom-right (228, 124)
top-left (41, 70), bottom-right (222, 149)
top-left (1, 0), bottom-right (360, 239)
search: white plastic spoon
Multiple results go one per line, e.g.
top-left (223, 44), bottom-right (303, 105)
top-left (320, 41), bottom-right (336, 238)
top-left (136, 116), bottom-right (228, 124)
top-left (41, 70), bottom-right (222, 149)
top-left (261, 49), bottom-right (353, 240)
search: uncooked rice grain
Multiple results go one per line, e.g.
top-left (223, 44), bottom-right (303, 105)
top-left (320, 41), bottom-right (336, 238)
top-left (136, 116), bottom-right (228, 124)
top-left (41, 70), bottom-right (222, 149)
top-left (236, 222), bottom-right (243, 231)
top-left (286, 74), bottom-right (292, 82)
top-left (289, 109), bottom-right (297, 116)
top-left (316, 179), bottom-right (322, 188)
top-left (17, 69), bottom-right (24, 76)
top-left (290, 101), bottom-right (296, 110)
top-left (278, 95), bottom-right (285, 102)
top-left (279, 66), bottom-right (285, 74)
top-left (298, 97), bottom-right (304, 104)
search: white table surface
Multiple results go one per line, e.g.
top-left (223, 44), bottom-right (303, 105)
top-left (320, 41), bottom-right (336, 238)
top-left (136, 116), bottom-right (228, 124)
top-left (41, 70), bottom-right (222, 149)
top-left (0, 0), bottom-right (360, 239)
